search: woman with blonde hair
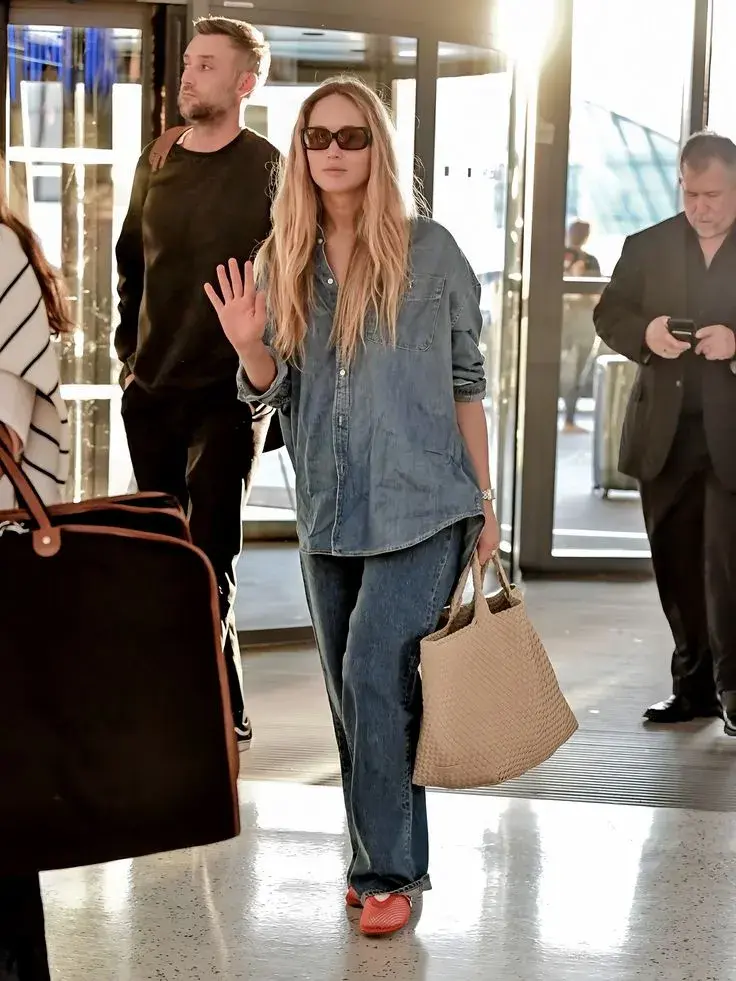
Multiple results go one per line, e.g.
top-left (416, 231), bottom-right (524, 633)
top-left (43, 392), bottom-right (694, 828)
top-left (0, 182), bottom-right (70, 978)
top-left (206, 76), bottom-right (499, 937)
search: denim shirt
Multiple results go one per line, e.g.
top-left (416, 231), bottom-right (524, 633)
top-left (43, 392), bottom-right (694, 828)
top-left (238, 218), bottom-right (486, 557)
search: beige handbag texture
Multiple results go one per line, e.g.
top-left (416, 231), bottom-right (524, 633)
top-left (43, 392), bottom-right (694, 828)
top-left (413, 554), bottom-right (578, 790)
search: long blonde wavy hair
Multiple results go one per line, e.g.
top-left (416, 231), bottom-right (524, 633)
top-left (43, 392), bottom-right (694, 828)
top-left (255, 76), bottom-right (417, 362)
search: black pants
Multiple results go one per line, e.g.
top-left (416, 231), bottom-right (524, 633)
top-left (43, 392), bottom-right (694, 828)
top-left (122, 381), bottom-right (269, 727)
top-left (0, 875), bottom-right (49, 981)
top-left (640, 418), bottom-right (736, 700)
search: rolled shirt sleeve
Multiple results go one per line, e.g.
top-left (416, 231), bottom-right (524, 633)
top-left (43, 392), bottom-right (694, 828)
top-left (236, 327), bottom-right (291, 409)
top-left (449, 255), bottom-right (487, 402)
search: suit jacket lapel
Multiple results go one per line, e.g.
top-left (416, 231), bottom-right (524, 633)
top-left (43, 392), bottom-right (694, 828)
top-left (666, 213), bottom-right (689, 318)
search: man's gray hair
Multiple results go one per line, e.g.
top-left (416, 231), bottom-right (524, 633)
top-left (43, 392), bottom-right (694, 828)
top-left (680, 131), bottom-right (736, 173)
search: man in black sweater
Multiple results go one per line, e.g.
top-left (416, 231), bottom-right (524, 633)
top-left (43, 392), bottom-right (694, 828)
top-left (594, 132), bottom-right (736, 735)
top-left (115, 17), bottom-right (280, 748)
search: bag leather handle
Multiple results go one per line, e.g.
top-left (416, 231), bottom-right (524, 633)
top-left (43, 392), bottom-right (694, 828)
top-left (446, 551), bottom-right (513, 624)
top-left (0, 425), bottom-right (60, 556)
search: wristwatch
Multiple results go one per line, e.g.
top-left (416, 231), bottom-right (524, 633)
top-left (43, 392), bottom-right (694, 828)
top-left (481, 488), bottom-right (495, 503)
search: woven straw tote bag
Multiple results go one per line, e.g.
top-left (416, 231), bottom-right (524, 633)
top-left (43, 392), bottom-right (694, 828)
top-left (414, 553), bottom-right (578, 790)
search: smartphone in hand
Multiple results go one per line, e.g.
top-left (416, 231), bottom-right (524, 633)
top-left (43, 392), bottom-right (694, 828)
top-left (667, 318), bottom-right (696, 345)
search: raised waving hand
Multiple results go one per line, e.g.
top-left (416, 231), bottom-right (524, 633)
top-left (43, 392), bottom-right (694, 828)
top-left (204, 259), bottom-right (267, 355)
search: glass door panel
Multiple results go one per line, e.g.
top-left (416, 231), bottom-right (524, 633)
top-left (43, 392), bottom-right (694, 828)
top-left (709, 0), bottom-right (736, 138)
top-left (431, 41), bottom-right (522, 563)
top-left (6, 22), bottom-right (144, 499)
top-left (551, 0), bottom-right (691, 559)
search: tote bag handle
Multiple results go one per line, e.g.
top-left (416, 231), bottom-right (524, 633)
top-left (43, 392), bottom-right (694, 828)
top-left (0, 425), bottom-right (60, 556)
top-left (445, 552), bottom-right (513, 624)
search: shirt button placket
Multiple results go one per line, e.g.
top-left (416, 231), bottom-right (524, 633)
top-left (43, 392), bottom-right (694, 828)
top-left (338, 365), bottom-right (346, 430)
top-left (332, 359), bottom-right (349, 550)
top-left (337, 363), bottom-right (348, 460)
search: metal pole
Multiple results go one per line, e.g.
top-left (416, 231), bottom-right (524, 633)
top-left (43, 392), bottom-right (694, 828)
top-left (683, 0), bottom-right (713, 137)
top-left (414, 35), bottom-right (439, 211)
top-left (517, 0), bottom-right (574, 573)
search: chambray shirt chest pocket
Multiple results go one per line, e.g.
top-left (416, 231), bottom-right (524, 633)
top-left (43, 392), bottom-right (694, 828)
top-left (364, 274), bottom-right (446, 352)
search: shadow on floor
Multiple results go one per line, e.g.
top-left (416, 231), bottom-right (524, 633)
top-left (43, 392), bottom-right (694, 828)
top-left (240, 577), bottom-right (736, 812)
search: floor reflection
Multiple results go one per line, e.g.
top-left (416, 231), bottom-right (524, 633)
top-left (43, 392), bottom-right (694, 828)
top-left (42, 781), bottom-right (736, 980)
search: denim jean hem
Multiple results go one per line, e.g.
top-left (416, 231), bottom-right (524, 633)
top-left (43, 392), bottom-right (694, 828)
top-left (359, 874), bottom-right (432, 903)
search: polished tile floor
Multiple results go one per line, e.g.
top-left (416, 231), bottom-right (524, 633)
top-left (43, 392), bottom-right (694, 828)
top-left (41, 573), bottom-right (736, 980)
top-left (43, 780), bottom-right (735, 980)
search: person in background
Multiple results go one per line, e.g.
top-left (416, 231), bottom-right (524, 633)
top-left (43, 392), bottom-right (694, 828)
top-left (594, 132), bottom-right (736, 733)
top-left (564, 218), bottom-right (601, 278)
top-left (560, 219), bottom-right (601, 433)
top-left (0, 181), bottom-right (71, 979)
top-left (205, 77), bottom-right (500, 938)
top-left (115, 17), bottom-right (280, 749)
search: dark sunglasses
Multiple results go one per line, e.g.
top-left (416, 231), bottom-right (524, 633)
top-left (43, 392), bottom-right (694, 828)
top-left (301, 126), bottom-right (372, 151)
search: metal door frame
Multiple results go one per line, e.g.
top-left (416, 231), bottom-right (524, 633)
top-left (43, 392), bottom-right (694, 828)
top-left (1, 2), bottom-right (156, 154)
top-left (516, 0), bottom-right (712, 577)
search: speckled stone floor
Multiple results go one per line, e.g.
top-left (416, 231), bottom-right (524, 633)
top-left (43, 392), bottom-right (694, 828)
top-left (35, 561), bottom-right (736, 980)
top-left (43, 780), bottom-right (736, 980)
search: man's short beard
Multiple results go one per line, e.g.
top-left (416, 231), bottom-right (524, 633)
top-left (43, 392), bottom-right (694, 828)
top-left (178, 100), bottom-right (226, 124)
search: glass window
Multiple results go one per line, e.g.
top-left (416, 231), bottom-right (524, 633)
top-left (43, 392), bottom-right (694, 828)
top-left (6, 24), bottom-right (143, 499)
top-left (707, 0), bottom-right (736, 138)
top-left (565, 0), bottom-right (691, 277)
top-left (432, 43), bottom-right (514, 539)
top-left (554, 297), bottom-right (649, 557)
top-left (552, 0), bottom-right (694, 558)
top-left (242, 26), bottom-right (418, 528)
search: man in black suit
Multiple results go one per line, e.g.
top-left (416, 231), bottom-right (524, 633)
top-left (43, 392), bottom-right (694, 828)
top-left (594, 132), bottom-right (736, 734)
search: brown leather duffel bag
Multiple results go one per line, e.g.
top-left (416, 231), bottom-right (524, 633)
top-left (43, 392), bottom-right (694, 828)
top-left (0, 429), bottom-right (240, 874)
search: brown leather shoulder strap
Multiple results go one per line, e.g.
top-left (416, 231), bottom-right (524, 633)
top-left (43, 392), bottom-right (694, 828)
top-left (148, 126), bottom-right (190, 172)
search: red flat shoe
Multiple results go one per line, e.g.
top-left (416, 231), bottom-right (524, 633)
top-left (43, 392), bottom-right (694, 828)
top-left (346, 886), bottom-right (362, 908)
top-left (359, 894), bottom-right (412, 937)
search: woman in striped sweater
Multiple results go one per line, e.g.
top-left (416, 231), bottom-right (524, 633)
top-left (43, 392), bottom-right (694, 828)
top-left (0, 200), bottom-right (70, 507)
top-left (0, 190), bottom-right (70, 980)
